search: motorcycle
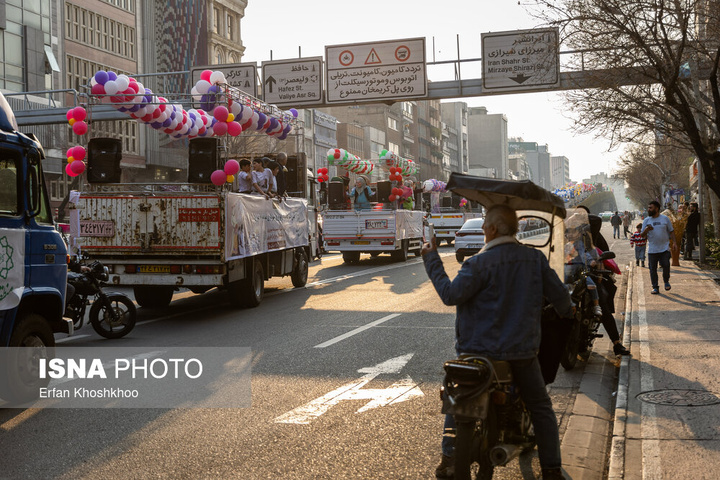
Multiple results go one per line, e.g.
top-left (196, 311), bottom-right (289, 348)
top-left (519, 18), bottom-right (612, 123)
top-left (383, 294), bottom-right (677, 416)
top-left (441, 173), bottom-right (568, 479)
top-left (65, 260), bottom-right (137, 339)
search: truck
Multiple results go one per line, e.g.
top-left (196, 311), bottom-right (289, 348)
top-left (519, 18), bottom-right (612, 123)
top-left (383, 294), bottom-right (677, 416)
top-left (68, 149), bottom-right (314, 309)
top-left (426, 193), bottom-right (482, 245)
top-left (0, 93), bottom-right (73, 403)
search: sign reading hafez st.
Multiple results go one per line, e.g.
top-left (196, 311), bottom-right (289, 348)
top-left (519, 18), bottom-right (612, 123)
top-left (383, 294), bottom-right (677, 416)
top-left (261, 57), bottom-right (324, 107)
top-left (481, 28), bottom-right (560, 92)
top-left (191, 64), bottom-right (258, 98)
top-left (325, 38), bottom-right (427, 103)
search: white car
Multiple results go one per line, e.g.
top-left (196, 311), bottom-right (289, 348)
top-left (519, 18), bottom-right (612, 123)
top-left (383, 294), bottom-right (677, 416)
top-left (454, 218), bottom-right (485, 263)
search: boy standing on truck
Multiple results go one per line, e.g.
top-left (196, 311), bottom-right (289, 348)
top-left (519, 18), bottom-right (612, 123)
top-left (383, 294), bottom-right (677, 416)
top-left (238, 159), bottom-right (264, 195)
top-left (251, 158), bottom-right (272, 198)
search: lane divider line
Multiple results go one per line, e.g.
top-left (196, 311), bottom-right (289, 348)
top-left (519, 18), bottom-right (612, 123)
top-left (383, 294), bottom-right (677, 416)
top-left (314, 313), bottom-right (402, 348)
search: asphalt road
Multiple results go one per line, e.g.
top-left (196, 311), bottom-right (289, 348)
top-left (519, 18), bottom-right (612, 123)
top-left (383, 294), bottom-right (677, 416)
top-left (0, 221), bottom-right (632, 479)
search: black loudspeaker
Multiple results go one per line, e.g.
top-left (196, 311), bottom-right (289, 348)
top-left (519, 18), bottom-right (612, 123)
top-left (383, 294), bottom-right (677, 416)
top-left (376, 181), bottom-right (391, 203)
top-left (188, 138), bottom-right (218, 183)
top-left (441, 196), bottom-right (452, 208)
top-left (87, 138), bottom-right (122, 183)
top-left (328, 181), bottom-right (345, 207)
top-left (285, 152), bottom-right (306, 196)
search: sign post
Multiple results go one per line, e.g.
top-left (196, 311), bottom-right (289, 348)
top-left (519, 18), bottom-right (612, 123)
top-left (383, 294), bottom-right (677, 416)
top-left (261, 57), bottom-right (323, 107)
top-left (481, 28), bottom-right (560, 92)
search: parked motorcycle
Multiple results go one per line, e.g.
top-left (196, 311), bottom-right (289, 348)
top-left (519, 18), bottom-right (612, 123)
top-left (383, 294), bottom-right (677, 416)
top-left (442, 356), bottom-right (536, 480)
top-left (65, 260), bottom-right (136, 339)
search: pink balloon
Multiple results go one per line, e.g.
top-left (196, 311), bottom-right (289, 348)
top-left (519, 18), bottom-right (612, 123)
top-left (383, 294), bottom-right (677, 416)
top-left (210, 169), bottom-right (226, 186)
top-left (72, 107), bottom-right (87, 121)
top-left (213, 106), bottom-right (229, 123)
top-left (201, 70), bottom-right (213, 82)
top-left (72, 121), bottom-right (88, 136)
top-left (66, 110), bottom-right (74, 121)
top-left (91, 83), bottom-right (105, 95)
top-left (227, 121), bottom-right (242, 137)
top-left (224, 159), bottom-right (240, 175)
top-left (70, 160), bottom-right (86, 175)
top-left (213, 121), bottom-right (228, 136)
top-left (66, 147), bottom-right (74, 158)
top-left (72, 146), bottom-right (86, 161)
top-left (65, 163), bottom-right (79, 177)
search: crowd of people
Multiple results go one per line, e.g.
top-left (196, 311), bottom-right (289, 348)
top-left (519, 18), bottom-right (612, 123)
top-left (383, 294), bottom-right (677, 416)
top-left (236, 153), bottom-right (289, 198)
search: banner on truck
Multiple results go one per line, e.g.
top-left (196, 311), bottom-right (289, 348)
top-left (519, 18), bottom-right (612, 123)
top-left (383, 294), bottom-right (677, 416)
top-left (225, 194), bottom-right (308, 261)
top-left (0, 229), bottom-right (24, 310)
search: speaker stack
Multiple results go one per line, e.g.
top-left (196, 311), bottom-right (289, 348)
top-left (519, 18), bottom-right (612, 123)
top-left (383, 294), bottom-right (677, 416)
top-left (188, 138), bottom-right (219, 183)
top-left (87, 137), bottom-right (122, 183)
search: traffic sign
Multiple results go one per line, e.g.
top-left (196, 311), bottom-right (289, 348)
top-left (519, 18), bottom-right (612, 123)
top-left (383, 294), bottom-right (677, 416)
top-left (261, 57), bottom-right (323, 107)
top-left (191, 63), bottom-right (258, 98)
top-left (325, 38), bottom-right (427, 104)
top-left (481, 28), bottom-right (560, 92)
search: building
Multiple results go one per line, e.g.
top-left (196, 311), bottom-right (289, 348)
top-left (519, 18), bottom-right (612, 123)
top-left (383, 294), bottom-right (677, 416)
top-left (440, 101), bottom-right (469, 175)
top-left (208, 1), bottom-right (247, 65)
top-left (551, 155), bottom-right (571, 189)
top-left (509, 139), bottom-right (552, 189)
top-left (467, 106), bottom-right (508, 179)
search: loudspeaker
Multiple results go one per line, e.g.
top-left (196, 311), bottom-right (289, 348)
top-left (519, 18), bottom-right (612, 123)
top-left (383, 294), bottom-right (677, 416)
top-left (328, 181), bottom-right (345, 207)
top-left (285, 152), bottom-right (306, 196)
top-left (441, 196), bottom-right (452, 208)
top-left (376, 181), bottom-right (391, 203)
top-left (87, 138), bottom-right (122, 183)
top-left (188, 138), bottom-right (218, 183)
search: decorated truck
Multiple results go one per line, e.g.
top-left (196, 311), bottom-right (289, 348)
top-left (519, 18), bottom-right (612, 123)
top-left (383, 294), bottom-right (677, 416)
top-left (422, 179), bottom-right (482, 245)
top-left (69, 186), bottom-right (310, 308)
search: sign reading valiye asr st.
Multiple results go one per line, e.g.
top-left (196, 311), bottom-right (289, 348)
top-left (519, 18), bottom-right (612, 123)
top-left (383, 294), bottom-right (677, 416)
top-left (261, 57), bottom-right (323, 107)
top-left (325, 38), bottom-right (427, 103)
top-left (481, 28), bottom-right (560, 92)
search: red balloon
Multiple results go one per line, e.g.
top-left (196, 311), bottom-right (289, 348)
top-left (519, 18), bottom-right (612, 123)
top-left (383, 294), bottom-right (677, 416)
top-left (333, 149), bottom-right (341, 159)
top-left (388, 194), bottom-right (397, 202)
top-left (323, 174), bottom-right (330, 182)
top-left (210, 169), bottom-right (226, 186)
top-left (213, 121), bottom-right (228, 136)
top-left (224, 159), bottom-right (240, 175)
top-left (65, 163), bottom-right (79, 177)
top-left (72, 146), bottom-right (86, 161)
top-left (91, 83), bottom-right (105, 95)
top-left (70, 160), bottom-right (86, 175)
top-left (201, 70), bottom-right (213, 82)
top-left (317, 176), bottom-right (325, 183)
top-left (72, 121), bottom-right (88, 136)
top-left (227, 121), bottom-right (242, 136)
top-left (72, 107), bottom-right (87, 121)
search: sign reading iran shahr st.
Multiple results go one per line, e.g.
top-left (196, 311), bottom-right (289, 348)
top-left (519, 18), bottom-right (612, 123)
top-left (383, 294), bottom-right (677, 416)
top-left (481, 28), bottom-right (560, 92)
top-left (325, 38), bottom-right (427, 103)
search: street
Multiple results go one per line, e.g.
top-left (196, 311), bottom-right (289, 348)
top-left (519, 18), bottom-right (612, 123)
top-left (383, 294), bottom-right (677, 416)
top-left (0, 222), bottom-right (633, 479)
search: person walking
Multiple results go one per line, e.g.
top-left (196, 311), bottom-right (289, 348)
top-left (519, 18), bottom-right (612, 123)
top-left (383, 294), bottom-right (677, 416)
top-left (630, 223), bottom-right (646, 267)
top-left (641, 200), bottom-right (677, 294)
top-left (422, 204), bottom-right (573, 480)
top-left (684, 202), bottom-right (700, 260)
top-left (622, 211), bottom-right (631, 238)
top-left (610, 211), bottom-right (622, 239)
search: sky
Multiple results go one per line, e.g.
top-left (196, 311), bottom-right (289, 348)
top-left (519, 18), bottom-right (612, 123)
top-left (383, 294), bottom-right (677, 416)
top-left (240, 0), bottom-right (623, 183)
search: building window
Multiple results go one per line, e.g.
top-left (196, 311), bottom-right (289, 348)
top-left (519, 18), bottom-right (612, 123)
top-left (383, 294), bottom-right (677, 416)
top-left (387, 117), bottom-right (398, 131)
top-left (388, 142), bottom-right (399, 154)
top-left (100, 0), bottom-right (135, 13)
top-left (65, 4), bottom-right (136, 60)
top-left (226, 14), bottom-right (234, 40)
top-left (213, 8), bottom-right (220, 34)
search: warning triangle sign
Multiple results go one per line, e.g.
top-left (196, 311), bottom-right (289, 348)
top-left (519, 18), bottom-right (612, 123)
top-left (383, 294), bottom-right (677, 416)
top-left (365, 48), bottom-right (382, 65)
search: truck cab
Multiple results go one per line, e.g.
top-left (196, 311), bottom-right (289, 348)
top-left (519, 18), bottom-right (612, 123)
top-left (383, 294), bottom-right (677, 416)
top-left (0, 92), bottom-right (71, 402)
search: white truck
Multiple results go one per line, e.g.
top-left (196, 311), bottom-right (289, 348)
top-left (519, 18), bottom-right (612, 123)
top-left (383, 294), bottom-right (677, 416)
top-left (69, 188), bottom-right (310, 308)
top-left (428, 211), bottom-right (482, 245)
top-left (323, 209), bottom-right (424, 263)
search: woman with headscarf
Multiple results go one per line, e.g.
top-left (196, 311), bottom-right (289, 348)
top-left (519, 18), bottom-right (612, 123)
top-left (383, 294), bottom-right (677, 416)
top-left (350, 175), bottom-right (374, 210)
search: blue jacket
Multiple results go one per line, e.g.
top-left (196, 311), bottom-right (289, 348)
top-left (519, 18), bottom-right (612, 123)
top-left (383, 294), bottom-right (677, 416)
top-left (423, 237), bottom-right (573, 360)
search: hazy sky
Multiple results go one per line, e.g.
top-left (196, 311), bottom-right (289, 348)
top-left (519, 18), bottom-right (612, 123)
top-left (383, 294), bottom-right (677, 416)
top-left (240, 0), bottom-right (622, 182)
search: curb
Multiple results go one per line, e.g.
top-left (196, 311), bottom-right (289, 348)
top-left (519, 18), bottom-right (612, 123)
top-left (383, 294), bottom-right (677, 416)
top-left (607, 263), bottom-right (634, 479)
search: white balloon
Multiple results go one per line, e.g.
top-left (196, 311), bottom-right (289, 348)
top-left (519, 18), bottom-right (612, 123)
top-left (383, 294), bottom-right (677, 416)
top-left (209, 71), bottom-right (226, 84)
top-left (250, 112), bottom-right (260, 128)
top-left (195, 80), bottom-right (211, 94)
top-left (189, 126), bottom-right (199, 136)
top-left (104, 80), bottom-right (119, 95)
top-left (116, 75), bottom-right (130, 91)
top-left (90, 77), bottom-right (97, 86)
top-left (240, 107), bottom-right (253, 122)
top-left (230, 102), bottom-right (242, 116)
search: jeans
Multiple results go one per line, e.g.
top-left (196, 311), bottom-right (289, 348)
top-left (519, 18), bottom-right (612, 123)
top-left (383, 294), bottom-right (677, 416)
top-left (635, 245), bottom-right (646, 262)
top-left (613, 225), bottom-right (620, 238)
top-left (441, 356), bottom-right (562, 469)
top-left (685, 232), bottom-right (698, 258)
top-left (648, 250), bottom-right (671, 288)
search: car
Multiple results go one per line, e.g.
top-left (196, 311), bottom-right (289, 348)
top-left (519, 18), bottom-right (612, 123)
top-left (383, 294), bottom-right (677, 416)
top-left (599, 211), bottom-right (613, 221)
top-left (454, 218), bottom-right (485, 263)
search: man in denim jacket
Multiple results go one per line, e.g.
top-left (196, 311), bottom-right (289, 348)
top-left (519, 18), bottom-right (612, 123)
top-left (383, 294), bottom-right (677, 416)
top-left (423, 204), bottom-right (573, 480)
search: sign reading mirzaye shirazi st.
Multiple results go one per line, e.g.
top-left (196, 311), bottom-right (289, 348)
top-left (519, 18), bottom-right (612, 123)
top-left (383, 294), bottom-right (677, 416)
top-left (0, 347), bottom-right (251, 408)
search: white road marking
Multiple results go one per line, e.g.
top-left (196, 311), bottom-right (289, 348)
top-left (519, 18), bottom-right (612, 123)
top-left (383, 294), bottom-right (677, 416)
top-left (55, 334), bottom-right (90, 343)
top-left (314, 313), bottom-right (402, 348)
top-left (274, 353), bottom-right (423, 424)
top-left (636, 272), bottom-right (662, 480)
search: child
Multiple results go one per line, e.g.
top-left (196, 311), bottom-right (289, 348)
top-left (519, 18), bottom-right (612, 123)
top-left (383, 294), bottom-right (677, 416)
top-left (565, 225), bottom-right (603, 317)
top-left (630, 223), bottom-right (646, 267)
top-left (251, 158), bottom-right (272, 198)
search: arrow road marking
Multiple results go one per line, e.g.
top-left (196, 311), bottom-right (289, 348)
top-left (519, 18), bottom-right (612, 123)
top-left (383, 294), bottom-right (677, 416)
top-left (274, 353), bottom-right (424, 424)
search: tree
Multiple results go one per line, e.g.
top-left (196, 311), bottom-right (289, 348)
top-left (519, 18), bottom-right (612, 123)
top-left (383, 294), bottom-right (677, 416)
top-left (531, 0), bottom-right (720, 200)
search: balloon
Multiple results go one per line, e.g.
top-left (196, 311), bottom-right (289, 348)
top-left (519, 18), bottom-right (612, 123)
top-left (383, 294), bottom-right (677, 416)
top-left (226, 174), bottom-right (235, 183)
top-left (201, 70), bottom-right (213, 82)
top-left (72, 121), bottom-right (88, 135)
top-left (208, 170), bottom-right (225, 185)
top-left (70, 160), bottom-right (86, 175)
top-left (289, 108), bottom-right (298, 118)
top-left (230, 102), bottom-right (242, 117)
top-left (72, 146), bottom-right (86, 160)
top-left (317, 176), bottom-right (325, 183)
top-left (227, 121), bottom-right (242, 136)
top-left (67, 156), bottom-right (75, 163)
top-left (94, 70), bottom-right (109, 85)
top-left (68, 118), bottom-right (76, 126)
top-left (66, 147), bottom-right (74, 158)
top-left (209, 71), bottom-right (226, 84)
top-left (213, 106), bottom-right (229, 122)
top-left (195, 80), bottom-right (211, 94)
top-left (66, 110), bottom-right (74, 121)
top-left (65, 163), bottom-right (79, 177)
top-left (115, 75), bottom-right (130, 92)
top-left (224, 159), bottom-right (240, 175)
top-left (226, 113), bottom-right (234, 122)
top-left (213, 121), bottom-right (228, 136)
top-left (389, 194), bottom-right (397, 202)
top-left (104, 80), bottom-right (119, 95)
top-left (107, 71), bottom-right (117, 81)
top-left (256, 112), bottom-right (267, 130)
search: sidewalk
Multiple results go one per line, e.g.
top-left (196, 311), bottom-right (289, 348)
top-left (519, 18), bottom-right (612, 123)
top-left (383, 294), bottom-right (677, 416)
top-left (608, 258), bottom-right (720, 480)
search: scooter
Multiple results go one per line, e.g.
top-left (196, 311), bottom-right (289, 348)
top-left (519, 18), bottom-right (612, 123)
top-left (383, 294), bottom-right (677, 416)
top-left (65, 260), bottom-right (136, 339)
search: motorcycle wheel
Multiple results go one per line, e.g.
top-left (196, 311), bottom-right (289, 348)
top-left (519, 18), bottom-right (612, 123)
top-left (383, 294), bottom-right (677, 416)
top-left (454, 410), bottom-right (496, 480)
top-left (560, 320), bottom-right (581, 370)
top-left (89, 294), bottom-right (137, 339)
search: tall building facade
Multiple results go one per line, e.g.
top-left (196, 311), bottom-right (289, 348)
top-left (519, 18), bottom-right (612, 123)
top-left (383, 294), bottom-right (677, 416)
top-left (440, 101), bottom-right (469, 175)
top-left (551, 155), bottom-right (570, 188)
top-left (467, 106), bottom-right (508, 179)
top-left (509, 140), bottom-right (552, 189)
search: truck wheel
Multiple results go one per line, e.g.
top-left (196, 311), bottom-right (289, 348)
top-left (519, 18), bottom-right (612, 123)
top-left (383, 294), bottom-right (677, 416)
top-left (133, 286), bottom-right (174, 309)
top-left (291, 249), bottom-right (309, 288)
top-left (229, 260), bottom-right (264, 308)
top-left (0, 314), bottom-right (54, 404)
top-left (343, 252), bottom-right (361, 264)
top-left (391, 240), bottom-right (408, 262)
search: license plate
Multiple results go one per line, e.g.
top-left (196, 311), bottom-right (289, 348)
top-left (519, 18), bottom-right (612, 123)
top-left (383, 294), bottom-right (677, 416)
top-left (352, 241), bottom-right (370, 245)
top-left (466, 244), bottom-right (483, 249)
top-left (138, 265), bottom-right (172, 273)
top-left (437, 231), bottom-right (449, 235)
